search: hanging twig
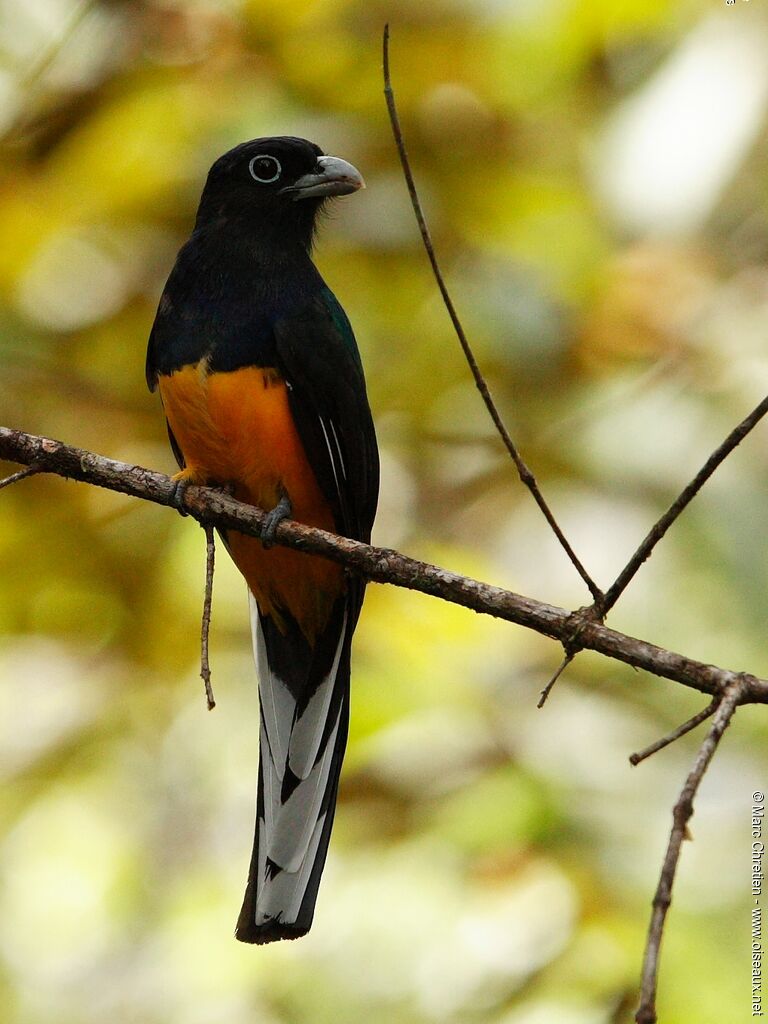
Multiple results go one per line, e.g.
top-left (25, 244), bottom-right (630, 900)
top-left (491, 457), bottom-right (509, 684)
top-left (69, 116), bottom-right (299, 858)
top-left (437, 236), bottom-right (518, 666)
top-left (629, 698), bottom-right (719, 766)
top-left (634, 681), bottom-right (743, 1024)
top-left (537, 652), bottom-right (573, 708)
top-left (200, 523), bottom-right (216, 710)
top-left (381, 25), bottom-right (603, 607)
top-left (603, 394), bottom-right (768, 615)
top-left (537, 604), bottom-right (605, 706)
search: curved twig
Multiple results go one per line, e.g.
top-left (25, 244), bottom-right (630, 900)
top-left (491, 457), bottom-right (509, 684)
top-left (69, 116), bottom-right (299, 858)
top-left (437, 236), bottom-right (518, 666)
top-left (382, 25), bottom-right (603, 607)
top-left (635, 682), bottom-right (743, 1023)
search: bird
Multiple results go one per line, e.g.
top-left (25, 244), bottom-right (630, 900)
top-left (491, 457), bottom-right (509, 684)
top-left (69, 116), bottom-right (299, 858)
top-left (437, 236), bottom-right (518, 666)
top-left (145, 136), bottom-right (379, 944)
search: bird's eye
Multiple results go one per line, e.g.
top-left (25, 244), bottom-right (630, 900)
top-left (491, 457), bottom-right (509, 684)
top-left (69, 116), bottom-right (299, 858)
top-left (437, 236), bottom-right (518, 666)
top-left (249, 155), bottom-right (282, 184)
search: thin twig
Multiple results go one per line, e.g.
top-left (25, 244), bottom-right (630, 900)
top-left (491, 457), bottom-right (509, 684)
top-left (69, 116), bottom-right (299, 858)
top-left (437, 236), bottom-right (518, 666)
top-left (0, 465), bottom-right (40, 491)
top-left (537, 604), bottom-right (605, 707)
top-left (2, 424), bottom-right (768, 705)
top-left (603, 394), bottom-right (768, 615)
top-left (381, 25), bottom-right (603, 608)
top-left (634, 680), bottom-right (743, 1024)
top-left (629, 698), bottom-right (718, 766)
top-left (200, 523), bottom-right (216, 710)
top-left (537, 652), bottom-right (573, 708)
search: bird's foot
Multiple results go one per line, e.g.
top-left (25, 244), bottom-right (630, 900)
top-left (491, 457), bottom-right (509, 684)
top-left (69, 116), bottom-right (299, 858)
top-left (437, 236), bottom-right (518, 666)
top-left (169, 478), bottom-right (190, 517)
top-left (169, 468), bottom-right (204, 517)
top-left (261, 494), bottom-right (292, 549)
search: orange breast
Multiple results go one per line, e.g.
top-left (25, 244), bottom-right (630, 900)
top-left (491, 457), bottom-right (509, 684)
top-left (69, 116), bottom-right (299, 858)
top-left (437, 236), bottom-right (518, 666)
top-left (158, 362), bottom-right (343, 639)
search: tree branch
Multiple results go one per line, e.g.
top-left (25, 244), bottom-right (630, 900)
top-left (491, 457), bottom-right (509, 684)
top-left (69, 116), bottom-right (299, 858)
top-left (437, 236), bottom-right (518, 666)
top-left (2, 424), bottom-right (767, 706)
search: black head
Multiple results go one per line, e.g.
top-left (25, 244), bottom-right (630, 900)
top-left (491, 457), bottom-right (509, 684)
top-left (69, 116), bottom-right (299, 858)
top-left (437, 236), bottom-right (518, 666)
top-left (194, 136), bottom-right (364, 251)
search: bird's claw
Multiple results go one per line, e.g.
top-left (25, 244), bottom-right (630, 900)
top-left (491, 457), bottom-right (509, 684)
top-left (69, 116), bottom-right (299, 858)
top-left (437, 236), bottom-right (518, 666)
top-left (169, 477), bottom-right (190, 517)
top-left (261, 494), bottom-right (292, 549)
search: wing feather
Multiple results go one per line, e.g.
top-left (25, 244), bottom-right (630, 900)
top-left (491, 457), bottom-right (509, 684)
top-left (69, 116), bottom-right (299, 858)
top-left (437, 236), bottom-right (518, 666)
top-left (274, 288), bottom-right (379, 546)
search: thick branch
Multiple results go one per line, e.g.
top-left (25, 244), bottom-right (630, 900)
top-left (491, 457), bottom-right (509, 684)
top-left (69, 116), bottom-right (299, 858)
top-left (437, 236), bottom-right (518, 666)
top-left (2, 425), bottom-right (767, 705)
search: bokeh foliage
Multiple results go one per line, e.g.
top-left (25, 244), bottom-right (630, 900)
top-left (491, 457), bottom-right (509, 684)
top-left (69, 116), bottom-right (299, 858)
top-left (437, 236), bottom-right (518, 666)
top-left (1, 1), bottom-right (767, 1022)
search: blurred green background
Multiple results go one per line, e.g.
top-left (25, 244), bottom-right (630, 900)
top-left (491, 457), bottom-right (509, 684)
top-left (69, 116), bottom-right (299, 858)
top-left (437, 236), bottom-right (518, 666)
top-left (1, 1), bottom-right (767, 1021)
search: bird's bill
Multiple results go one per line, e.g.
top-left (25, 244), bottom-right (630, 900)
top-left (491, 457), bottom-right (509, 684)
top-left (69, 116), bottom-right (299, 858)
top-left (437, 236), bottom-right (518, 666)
top-left (280, 156), bottom-right (365, 201)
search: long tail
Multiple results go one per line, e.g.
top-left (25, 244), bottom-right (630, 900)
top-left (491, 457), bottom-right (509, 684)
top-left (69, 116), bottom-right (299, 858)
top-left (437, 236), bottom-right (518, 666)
top-left (235, 592), bottom-right (352, 944)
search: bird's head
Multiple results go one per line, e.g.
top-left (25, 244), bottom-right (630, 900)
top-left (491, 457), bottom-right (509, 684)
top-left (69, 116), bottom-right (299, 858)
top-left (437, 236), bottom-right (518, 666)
top-left (194, 136), bottom-right (365, 251)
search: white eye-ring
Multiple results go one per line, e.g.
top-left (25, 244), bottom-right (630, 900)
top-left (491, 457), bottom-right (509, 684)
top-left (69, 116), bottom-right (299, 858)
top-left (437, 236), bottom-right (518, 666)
top-left (249, 154), bottom-right (282, 184)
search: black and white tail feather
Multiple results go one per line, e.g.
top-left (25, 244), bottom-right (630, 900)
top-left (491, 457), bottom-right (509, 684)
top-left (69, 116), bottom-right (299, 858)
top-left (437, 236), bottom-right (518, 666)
top-left (235, 591), bottom-right (354, 943)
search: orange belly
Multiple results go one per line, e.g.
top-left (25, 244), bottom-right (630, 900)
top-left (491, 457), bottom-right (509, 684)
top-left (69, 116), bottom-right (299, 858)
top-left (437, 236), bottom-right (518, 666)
top-left (158, 361), bottom-right (343, 639)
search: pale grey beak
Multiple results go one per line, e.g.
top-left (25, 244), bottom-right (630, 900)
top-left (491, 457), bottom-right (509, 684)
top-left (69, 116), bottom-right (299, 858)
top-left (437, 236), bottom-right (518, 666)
top-left (280, 155), bottom-right (365, 201)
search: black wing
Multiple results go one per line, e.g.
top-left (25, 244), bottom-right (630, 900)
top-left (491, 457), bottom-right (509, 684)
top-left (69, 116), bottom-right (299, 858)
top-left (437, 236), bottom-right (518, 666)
top-left (274, 288), bottom-right (379, 546)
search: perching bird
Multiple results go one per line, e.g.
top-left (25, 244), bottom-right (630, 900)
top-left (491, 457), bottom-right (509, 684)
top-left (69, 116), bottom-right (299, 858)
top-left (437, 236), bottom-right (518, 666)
top-left (145, 136), bottom-right (379, 943)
